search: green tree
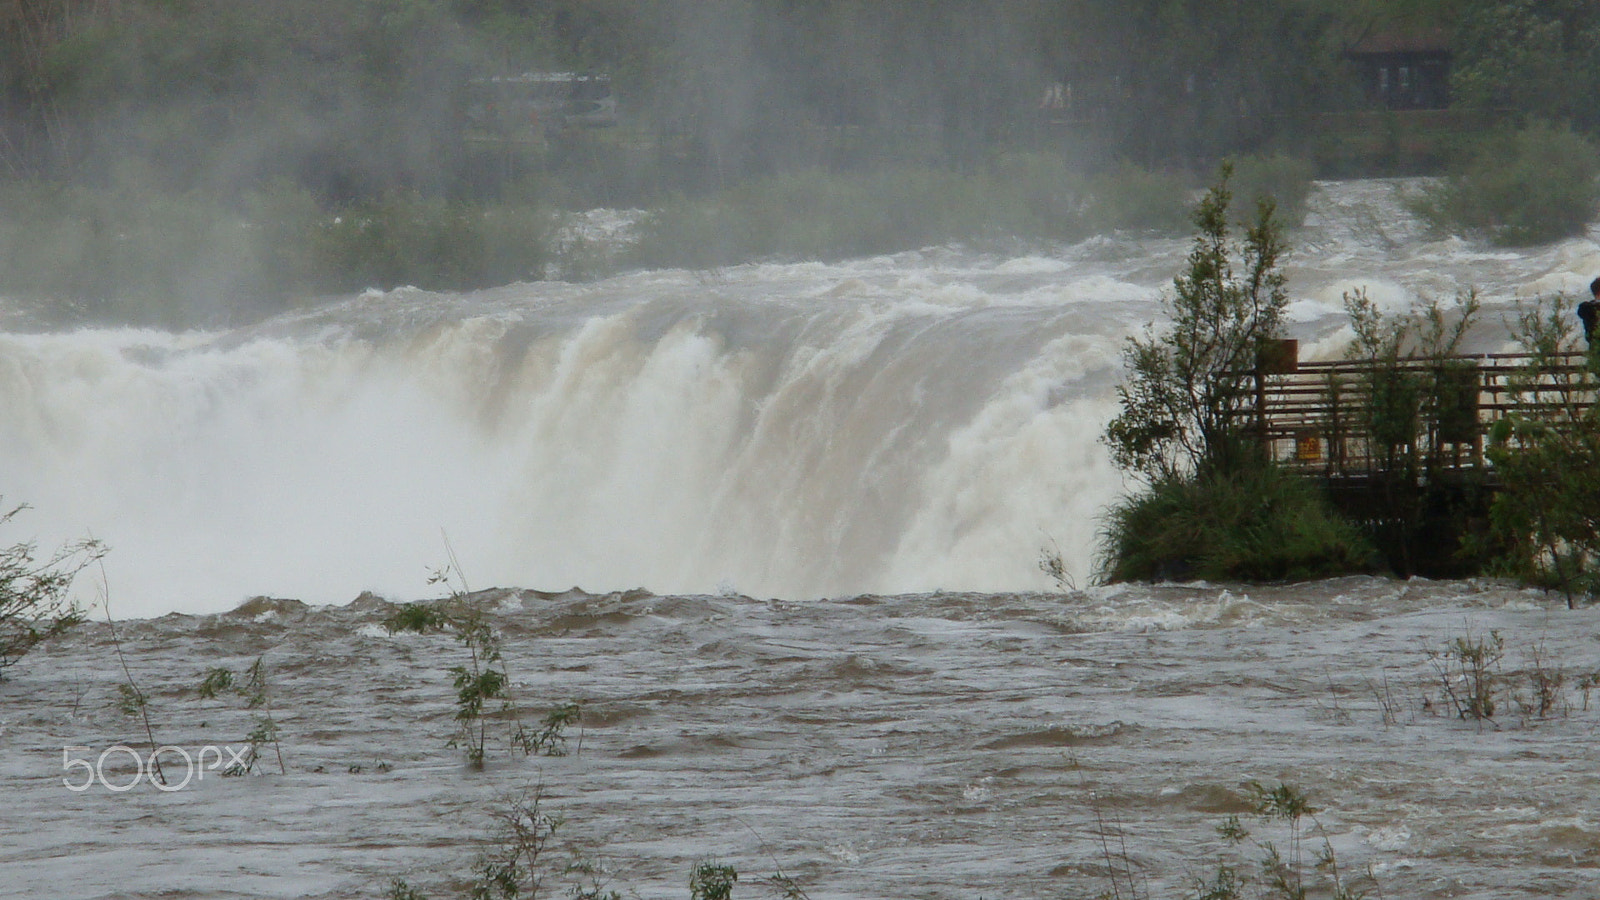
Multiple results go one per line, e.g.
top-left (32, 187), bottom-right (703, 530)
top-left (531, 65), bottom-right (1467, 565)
top-left (1104, 164), bottom-right (1289, 482)
top-left (1451, 0), bottom-right (1600, 132)
top-left (1099, 166), bottom-right (1374, 582)
top-left (1485, 296), bottom-right (1600, 605)
top-left (1338, 289), bottom-right (1488, 576)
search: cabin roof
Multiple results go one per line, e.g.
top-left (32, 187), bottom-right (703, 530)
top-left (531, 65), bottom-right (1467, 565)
top-left (1346, 28), bottom-right (1451, 57)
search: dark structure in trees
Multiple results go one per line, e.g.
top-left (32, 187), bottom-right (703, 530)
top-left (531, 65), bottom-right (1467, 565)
top-left (1344, 29), bottom-right (1452, 111)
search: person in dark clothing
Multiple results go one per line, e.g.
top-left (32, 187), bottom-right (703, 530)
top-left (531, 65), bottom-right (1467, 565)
top-left (1582, 278), bottom-right (1600, 348)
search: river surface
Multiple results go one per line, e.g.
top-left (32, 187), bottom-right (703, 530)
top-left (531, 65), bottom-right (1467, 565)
top-left (3, 579), bottom-right (1600, 899)
top-left (4, 180), bottom-right (1600, 898)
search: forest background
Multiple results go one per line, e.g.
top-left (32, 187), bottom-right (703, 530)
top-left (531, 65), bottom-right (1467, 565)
top-left (2, 0), bottom-right (1598, 324)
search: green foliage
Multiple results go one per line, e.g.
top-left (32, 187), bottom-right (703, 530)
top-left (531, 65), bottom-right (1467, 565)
top-left (313, 194), bottom-right (554, 293)
top-left (1427, 629), bottom-right (1504, 722)
top-left (1184, 783), bottom-right (1372, 900)
top-left (1336, 288), bottom-right (1492, 576)
top-left (1483, 295), bottom-right (1600, 604)
top-left (1518, 641), bottom-right (1568, 719)
top-left (387, 568), bottom-right (539, 767)
top-left (1097, 166), bottom-right (1377, 584)
top-left (628, 165), bottom-right (1002, 269)
top-left (387, 878), bottom-right (429, 900)
top-left (199, 655), bottom-right (287, 775)
top-left (1341, 288), bottom-right (1482, 467)
top-left (196, 667), bottom-right (235, 699)
top-left (1080, 163), bottom-right (1195, 236)
top-left (227, 715), bottom-right (283, 777)
top-left (629, 157), bottom-right (1202, 271)
top-left (527, 701), bottom-right (582, 757)
top-left (1408, 122), bottom-right (1600, 247)
top-left (1190, 863), bottom-right (1245, 900)
top-left (0, 179), bottom-right (555, 324)
top-left (1450, 0), bottom-right (1600, 130)
top-left (1104, 165), bottom-right (1290, 483)
top-left (468, 791), bottom-right (563, 900)
top-left (445, 607), bottom-right (513, 769)
top-left (0, 502), bottom-right (101, 678)
top-left (386, 789), bottom-right (642, 900)
top-left (689, 860), bottom-right (738, 900)
top-left (1246, 782), bottom-right (1317, 822)
top-left (383, 603), bottom-right (454, 635)
top-left (116, 683), bottom-right (148, 717)
top-left (1097, 463), bottom-right (1376, 583)
top-left (1225, 154), bottom-right (1316, 228)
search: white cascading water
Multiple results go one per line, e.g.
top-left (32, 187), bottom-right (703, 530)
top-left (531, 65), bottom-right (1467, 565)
top-left (3, 179), bottom-right (1599, 616)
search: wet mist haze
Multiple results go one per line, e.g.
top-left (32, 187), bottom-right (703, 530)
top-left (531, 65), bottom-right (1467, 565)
top-left (4, 1), bottom-right (1595, 324)
top-left (0, 1), bottom-right (1110, 324)
top-left (5, 2), bottom-right (1058, 196)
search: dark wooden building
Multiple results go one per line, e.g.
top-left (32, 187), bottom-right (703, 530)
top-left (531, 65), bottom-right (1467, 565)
top-left (1345, 30), bottom-right (1452, 110)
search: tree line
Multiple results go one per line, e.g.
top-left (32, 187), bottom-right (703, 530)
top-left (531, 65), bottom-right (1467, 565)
top-left (2, 0), bottom-right (1597, 203)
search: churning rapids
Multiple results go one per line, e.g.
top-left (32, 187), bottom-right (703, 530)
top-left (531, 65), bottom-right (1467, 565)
top-left (3, 180), bottom-right (1600, 898)
top-left (6, 581), bottom-right (1600, 899)
top-left (1, 179), bottom-right (1596, 613)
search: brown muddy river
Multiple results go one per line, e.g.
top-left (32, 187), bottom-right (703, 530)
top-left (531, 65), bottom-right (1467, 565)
top-left (4, 577), bottom-right (1600, 899)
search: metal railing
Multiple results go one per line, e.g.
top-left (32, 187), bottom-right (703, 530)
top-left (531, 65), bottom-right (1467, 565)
top-left (1233, 351), bottom-right (1597, 478)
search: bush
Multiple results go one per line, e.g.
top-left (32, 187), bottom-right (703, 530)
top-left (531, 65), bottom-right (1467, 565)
top-left (1097, 464), bottom-right (1377, 582)
top-left (627, 165), bottom-right (1000, 268)
top-left (311, 193), bottom-right (553, 292)
top-left (627, 156), bottom-right (1204, 270)
top-left (1483, 295), bottom-right (1600, 605)
top-left (1080, 162), bottom-right (1194, 235)
top-left (0, 180), bottom-right (276, 324)
top-left (1226, 152), bottom-right (1316, 227)
top-left (1409, 121), bottom-right (1600, 246)
top-left (0, 503), bottom-right (103, 677)
top-left (1097, 165), bottom-right (1376, 583)
top-left (0, 179), bottom-right (557, 323)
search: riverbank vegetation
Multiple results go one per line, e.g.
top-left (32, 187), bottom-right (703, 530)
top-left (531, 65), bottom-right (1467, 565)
top-left (1100, 169), bottom-right (1378, 583)
top-left (1, 1), bottom-right (1597, 324)
top-left (1099, 169), bottom-right (1599, 599)
top-left (1408, 121), bottom-right (1600, 246)
top-left (1482, 300), bottom-right (1600, 605)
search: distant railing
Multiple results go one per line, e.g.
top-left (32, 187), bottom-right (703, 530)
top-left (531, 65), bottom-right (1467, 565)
top-left (1233, 344), bottom-right (1597, 479)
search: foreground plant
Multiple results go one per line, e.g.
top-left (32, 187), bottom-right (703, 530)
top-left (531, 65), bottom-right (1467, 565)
top-left (1483, 294), bottom-right (1600, 605)
top-left (1338, 288), bottom-right (1487, 576)
top-left (385, 563), bottom-right (578, 767)
top-left (1426, 629), bottom-right (1504, 725)
top-left (1190, 782), bottom-right (1373, 900)
top-left (197, 654), bottom-right (287, 775)
top-left (0, 502), bottom-right (103, 677)
top-left (386, 789), bottom-right (625, 900)
top-left (690, 860), bottom-right (738, 900)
